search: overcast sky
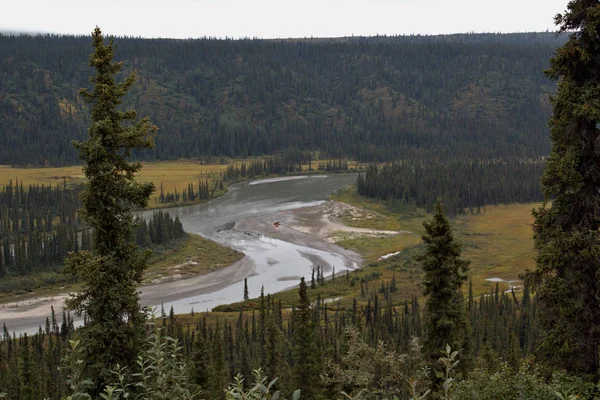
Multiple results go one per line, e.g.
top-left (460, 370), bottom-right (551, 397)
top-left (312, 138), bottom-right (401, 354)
top-left (4, 0), bottom-right (568, 39)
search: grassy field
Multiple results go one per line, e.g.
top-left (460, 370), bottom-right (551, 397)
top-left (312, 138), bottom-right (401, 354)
top-left (454, 202), bottom-right (539, 294)
top-left (0, 159), bottom-right (365, 207)
top-left (143, 234), bottom-right (243, 284)
top-left (0, 161), bottom-right (230, 207)
top-left (331, 187), bottom-right (427, 263)
top-left (333, 188), bottom-right (538, 295)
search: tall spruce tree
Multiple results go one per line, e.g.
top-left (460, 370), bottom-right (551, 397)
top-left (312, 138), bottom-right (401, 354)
top-left (63, 27), bottom-right (156, 387)
top-left (527, 0), bottom-right (600, 378)
top-left (419, 200), bottom-right (471, 372)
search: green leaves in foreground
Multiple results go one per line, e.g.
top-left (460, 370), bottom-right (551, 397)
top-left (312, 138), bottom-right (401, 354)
top-left (225, 369), bottom-right (300, 400)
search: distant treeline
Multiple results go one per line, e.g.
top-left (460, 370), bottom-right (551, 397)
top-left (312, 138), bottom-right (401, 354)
top-left (0, 179), bottom-right (185, 281)
top-left (133, 210), bottom-right (185, 248)
top-left (0, 32), bottom-right (561, 166)
top-left (157, 180), bottom-right (218, 205)
top-left (0, 180), bottom-right (83, 240)
top-left (357, 160), bottom-right (544, 215)
top-left (222, 156), bottom-right (350, 182)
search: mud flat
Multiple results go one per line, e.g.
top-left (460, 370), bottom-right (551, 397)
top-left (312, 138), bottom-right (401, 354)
top-left (0, 256), bottom-right (255, 334)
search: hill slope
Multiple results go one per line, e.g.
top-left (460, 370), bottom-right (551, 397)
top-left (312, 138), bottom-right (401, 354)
top-left (0, 33), bottom-right (561, 166)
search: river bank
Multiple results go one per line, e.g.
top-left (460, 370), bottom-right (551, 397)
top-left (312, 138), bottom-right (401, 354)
top-left (0, 173), bottom-right (364, 332)
top-left (0, 193), bottom-right (409, 334)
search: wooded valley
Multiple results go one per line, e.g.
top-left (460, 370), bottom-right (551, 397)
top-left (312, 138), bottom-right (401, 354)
top-left (0, 33), bottom-right (560, 166)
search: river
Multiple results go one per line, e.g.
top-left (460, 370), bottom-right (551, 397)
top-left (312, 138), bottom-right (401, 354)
top-left (0, 173), bottom-right (359, 334)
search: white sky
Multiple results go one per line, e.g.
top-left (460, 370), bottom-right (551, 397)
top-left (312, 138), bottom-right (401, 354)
top-left (3, 0), bottom-right (568, 39)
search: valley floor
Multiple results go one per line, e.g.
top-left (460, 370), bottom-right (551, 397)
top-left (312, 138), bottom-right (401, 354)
top-left (0, 200), bottom-right (383, 332)
top-left (0, 186), bottom-right (540, 332)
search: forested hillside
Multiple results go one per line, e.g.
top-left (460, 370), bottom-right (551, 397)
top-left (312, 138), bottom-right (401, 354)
top-left (0, 33), bottom-right (561, 166)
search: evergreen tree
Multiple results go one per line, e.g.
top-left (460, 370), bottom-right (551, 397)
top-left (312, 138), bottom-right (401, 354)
top-left (243, 278), bottom-right (249, 301)
top-left (419, 200), bottom-right (471, 372)
top-left (527, 0), bottom-right (600, 379)
top-left (292, 277), bottom-right (320, 399)
top-left (19, 334), bottom-right (34, 400)
top-left (63, 27), bottom-right (156, 389)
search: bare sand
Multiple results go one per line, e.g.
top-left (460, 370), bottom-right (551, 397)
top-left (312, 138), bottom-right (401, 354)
top-left (288, 200), bottom-right (409, 243)
top-left (0, 256), bottom-right (256, 333)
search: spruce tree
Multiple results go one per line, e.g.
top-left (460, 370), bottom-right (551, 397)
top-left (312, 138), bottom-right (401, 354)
top-left (292, 277), bottom-right (319, 399)
top-left (419, 200), bottom-right (471, 372)
top-left (63, 27), bottom-right (156, 387)
top-left (527, 0), bottom-right (600, 379)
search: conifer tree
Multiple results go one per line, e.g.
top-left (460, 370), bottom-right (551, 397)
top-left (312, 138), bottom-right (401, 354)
top-left (527, 0), bottom-right (600, 378)
top-left (292, 277), bottom-right (319, 399)
top-left (419, 200), bottom-right (471, 372)
top-left (19, 334), bottom-right (33, 400)
top-left (63, 27), bottom-right (156, 387)
top-left (192, 323), bottom-right (211, 389)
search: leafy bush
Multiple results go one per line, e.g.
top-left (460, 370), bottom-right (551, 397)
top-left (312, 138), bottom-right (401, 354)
top-left (225, 369), bottom-right (300, 400)
top-left (63, 316), bottom-right (199, 400)
top-left (448, 365), bottom-right (600, 400)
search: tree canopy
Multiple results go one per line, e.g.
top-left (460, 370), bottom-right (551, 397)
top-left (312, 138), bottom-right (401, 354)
top-left (528, 0), bottom-right (600, 379)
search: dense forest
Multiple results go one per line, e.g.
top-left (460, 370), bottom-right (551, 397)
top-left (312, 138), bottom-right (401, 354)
top-left (357, 160), bottom-right (545, 215)
top-left (0, 178), bottom-right (185, 291)
top-left (0, 32), bottom-right (561, 166)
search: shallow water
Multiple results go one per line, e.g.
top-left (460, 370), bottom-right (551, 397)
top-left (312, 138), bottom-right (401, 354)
top-left (151, 173), bottom-right (359, 313)
top-left (142, 173), bottom-right (357, 234)
top-left (162, 230), bottom-right (358, 313)
top-left (1, 173), bottom-right (359, 333)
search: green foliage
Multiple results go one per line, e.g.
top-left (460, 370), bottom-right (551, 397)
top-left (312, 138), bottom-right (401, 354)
top-left (63, 316), bottom-right (199, 400)
top-left (225, 369), bottom-right (300, 400)
top-left (63, 27), bottom-right (156, 389)
top-left (60, 340), bottom-right (94, 400)
top-left (448, 365), bottom-right (599, 400)
top-left (321, 328), bottom-right (430, 400)
top-left (101, 320), bottom-right (197, 400)
top-left (437, 345), bottom-right (459, 399)
top-left (527, 0), bottom-right (600, 379)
